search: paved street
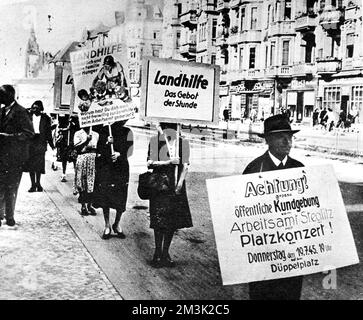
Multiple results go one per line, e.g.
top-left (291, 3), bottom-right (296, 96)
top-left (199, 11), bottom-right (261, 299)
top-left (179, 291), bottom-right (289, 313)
top-left (1, 124), bottom-right (363, 300)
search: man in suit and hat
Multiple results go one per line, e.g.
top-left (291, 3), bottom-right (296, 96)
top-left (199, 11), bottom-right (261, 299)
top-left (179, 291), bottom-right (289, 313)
top-left (0, 84), bottom-right (34, 227)
top-left (243, 114), bottom-right (304, 300)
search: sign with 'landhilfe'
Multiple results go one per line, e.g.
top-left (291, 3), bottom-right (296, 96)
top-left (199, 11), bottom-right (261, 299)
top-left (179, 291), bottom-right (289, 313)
top-left (140, 57), bottom-right (220, 124)
top-left (206, 165), bottom-right (359, 285)
top-left (70, 43), bottom-right (135, 127)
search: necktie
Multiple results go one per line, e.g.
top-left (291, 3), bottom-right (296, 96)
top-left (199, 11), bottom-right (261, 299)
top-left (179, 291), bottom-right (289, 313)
top-left (277, 162), bottom-right (284, 169)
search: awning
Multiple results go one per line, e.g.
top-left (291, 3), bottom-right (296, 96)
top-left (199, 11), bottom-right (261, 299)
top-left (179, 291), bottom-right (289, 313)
top-left (304, 91), bottom-right (315, 105)
top-left (287, 91), bottom-right (297, 105)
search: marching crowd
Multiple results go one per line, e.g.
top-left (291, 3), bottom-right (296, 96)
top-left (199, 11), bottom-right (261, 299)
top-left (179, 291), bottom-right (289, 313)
top-left (1, 82), bottom-right (313, 300)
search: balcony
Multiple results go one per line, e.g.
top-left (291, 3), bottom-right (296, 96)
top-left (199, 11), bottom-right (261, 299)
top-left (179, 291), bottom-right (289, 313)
top-left (319, 6), bottom-right (344, 31)
top-left (295, 14), bottom-right (317, 32)
top-left (292, 63), bottom-right (316, 76)
top-left (216, 0), bottom-right (230, 11)
top-left (179, 42), bottom-right (196, 59)
top-left (316, 58), bottom-right (342, 75)
top-left (269, 21), bottom-right (294, 36)
top-left (239, 30), bottom-right (262, 43)
top-left (180, 11), bottom-right (198, 29)
top-left (265, 66), bottom-right (292, 77)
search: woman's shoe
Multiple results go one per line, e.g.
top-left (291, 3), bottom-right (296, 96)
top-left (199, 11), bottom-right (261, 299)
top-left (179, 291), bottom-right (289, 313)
top-left (80, 207), bottom-right (89, 216)
top-left (161, 254), bottom-right (175, 268)
top-left (28, 186), bottom-right (36, 192)
top-left (87, 206), bottom-right (97, 216)
top-left (112, 224), bottom-right (125, 239)
top-left (149, 255), bottom-right (162, 268)
top-left (61, 174), bottom-right (67, 182)
top-left (102, 227), bottom-right (112, 240)
top-left (36, 185), bottom-right (43, 192)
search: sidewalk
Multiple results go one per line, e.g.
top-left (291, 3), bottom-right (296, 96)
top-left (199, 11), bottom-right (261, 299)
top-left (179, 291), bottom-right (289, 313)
top-left (0, 177), bottom-right (122, 300)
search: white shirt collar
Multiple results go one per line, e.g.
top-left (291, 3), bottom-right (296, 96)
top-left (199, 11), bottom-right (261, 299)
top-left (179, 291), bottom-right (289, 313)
top-left (268, 151), bottom-right (288, 167)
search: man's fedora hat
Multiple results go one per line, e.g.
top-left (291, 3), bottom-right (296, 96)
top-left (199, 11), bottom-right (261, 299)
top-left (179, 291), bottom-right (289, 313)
top-left (258, 114), bottom-right (300, 138)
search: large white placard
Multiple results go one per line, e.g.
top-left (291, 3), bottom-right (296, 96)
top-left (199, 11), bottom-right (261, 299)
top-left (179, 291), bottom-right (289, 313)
top-left (70, 43), bottom-right (135, 127)
top-left (206, 165), bottom-right (359, 285)
top-left (140, 57), bottom-right (220, 124)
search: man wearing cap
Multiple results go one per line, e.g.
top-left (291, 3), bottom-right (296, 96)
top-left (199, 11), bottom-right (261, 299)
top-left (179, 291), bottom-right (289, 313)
top-left (243, 114), bottom-right (304, 300)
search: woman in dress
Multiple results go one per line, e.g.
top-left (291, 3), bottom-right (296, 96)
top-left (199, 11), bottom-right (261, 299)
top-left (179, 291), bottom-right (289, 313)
top-left (93, 121), bottom-right (133, 239)
top-left (147, 122), bottom-right (192, 268)
top-left (55, 115), bottom-right (79, 182)
top-left (73, 126), bottom-right (99, 216)
top-left (25, 100), bottom-right (55, 192)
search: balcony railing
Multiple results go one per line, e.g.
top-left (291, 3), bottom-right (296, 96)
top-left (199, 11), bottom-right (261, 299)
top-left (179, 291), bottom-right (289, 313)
top-left (292, 63), bottom-right (316, 75)
top-left (269, 21), bottom-right (294, 36)
top-left (295, 15), bottom-right (317, 31)
top-left (316, 58), bottom-right (342, 74)
top-left (265, 66), bottom-right (292, 77)
top-left (179, 42), bottom-right (197, 56)
top-left (180, 12), bottom-right (198, 29)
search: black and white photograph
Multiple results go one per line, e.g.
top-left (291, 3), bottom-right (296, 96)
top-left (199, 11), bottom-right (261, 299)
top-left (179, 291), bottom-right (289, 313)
top-left (1, 0), bottom-right (363, 308)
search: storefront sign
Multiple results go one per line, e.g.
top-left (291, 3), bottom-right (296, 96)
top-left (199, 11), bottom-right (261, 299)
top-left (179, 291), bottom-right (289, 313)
top-left (140, 57), bottom-right (220, 124)
top-left (70, 43), bottom-right (135, 127)
top-left (206, 165), bottom-right (359, 285)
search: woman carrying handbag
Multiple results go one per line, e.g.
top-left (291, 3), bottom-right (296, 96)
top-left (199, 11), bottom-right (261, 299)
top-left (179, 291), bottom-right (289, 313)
top-left (146, 122), bottom-right (192, 268)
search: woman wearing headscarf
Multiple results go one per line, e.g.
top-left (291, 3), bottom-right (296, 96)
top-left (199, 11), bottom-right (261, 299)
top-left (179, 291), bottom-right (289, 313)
top-left (25, 100), bottom-right (55, 192)
top-left (146, 122), bottom-right (193, 268)
top-left (93, 121), bottom-right (133, 239)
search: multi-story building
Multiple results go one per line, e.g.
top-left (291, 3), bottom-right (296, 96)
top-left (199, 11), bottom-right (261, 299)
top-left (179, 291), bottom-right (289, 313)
top-left (171, 0), bottom-right (363, 124)
top-left (81, 0), bottom-right (163, 95)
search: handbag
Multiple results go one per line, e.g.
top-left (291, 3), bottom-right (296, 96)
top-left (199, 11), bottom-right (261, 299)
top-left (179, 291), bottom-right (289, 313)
top-left (66, 145), bottom-right (78, 162)
top-left (137, 171), bottom-right (171, 200)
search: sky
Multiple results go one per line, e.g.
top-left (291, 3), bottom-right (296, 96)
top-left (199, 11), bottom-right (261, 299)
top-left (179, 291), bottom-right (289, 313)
top-left (0, 0), bottom-right (162, 82)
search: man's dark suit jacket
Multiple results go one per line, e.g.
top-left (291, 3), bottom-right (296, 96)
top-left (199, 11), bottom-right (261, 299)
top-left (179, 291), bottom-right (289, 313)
top-left (0, 102), bottom-right (34, 173)
top-left (243, 151), bottom-right (304, 174)
top-left (242, 151), bottom-right (305, 300)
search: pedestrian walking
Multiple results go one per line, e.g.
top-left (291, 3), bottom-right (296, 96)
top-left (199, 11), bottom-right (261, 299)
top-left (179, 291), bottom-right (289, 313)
top-left (24, 100), bottom-right (55, 192)
top-left (146, 122), bottom-right (193, 268)
top-left (92, 121), bottom-right (133, 239)
top-left (242, 114), bottom-right (304, 300)
top-left (55, 115), bottom-right (79, 182)
top-left (73, 126), bottom-right (99, 216)
top-left (0, 84), bottom-right (34, 227)
top-left (319, 107), bottom-right (327, 128)
top-left (312, 108), bottom-right (319, 127)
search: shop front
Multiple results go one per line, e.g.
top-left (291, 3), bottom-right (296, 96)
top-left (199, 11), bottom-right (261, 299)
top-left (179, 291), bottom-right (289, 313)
top-left (285, 78), bottom-right (317, 124)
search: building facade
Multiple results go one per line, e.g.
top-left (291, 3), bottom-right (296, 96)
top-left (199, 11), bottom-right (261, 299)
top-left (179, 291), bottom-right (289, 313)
top-left (81, 0), bottom-right (163, 96)
top-left (166, 0), bottom-right (363, 124)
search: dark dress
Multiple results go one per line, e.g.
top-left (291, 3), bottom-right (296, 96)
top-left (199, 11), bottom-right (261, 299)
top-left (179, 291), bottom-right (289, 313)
top-left (24, 113), bottom-right (54, 174)
top-left (92, 122), bottom-right (133, 211)
top-left (55, 115), bottom-right (78, 163)
top-left (243, 151), bottom-right (304, 300)
top-left (147, 134), bottom-right (193, 232)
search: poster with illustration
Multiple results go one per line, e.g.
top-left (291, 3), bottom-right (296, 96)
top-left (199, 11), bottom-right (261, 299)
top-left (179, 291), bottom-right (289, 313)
top-left (206, 165), bottom-right (359, 285)
top-left (70, 43), bottom-right (135, 127)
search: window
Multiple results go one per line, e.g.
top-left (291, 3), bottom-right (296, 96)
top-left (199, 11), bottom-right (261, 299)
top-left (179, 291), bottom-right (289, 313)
top-left (347, 33), bottom-right (354, 58)
top-left (284, 0), bottom-right (291, 19)
top-left (212, 19), bottom-right (217, 39)
top-left (267, 5), bottom-right (270, 26)
top-left (270, 42), bottom-right (275, 66)
top-left (239, 47), bottom-right (244, 69)
top-left (153, 31), bottom-right (160, 39)
top-left (211, 54), bottom-right (216, 65)
top-left (129, 69), bottom-right (136, 82)
top-left (176, 31), bottom-right (181, 48)
top-left (152, 49), bottom-right (159, 57)
top-left (241, 8), bottom-right (245, 30)
top-left (265, 45), bottom-right (268, 67)
top-left (177, 3), bottom-right (182, 16)
top-left (282, 41), bottom-right (290, 65)
top-left (323, 86), bottom-right (341, 112)
top-left (249, 47), bottom-right (256, 69)
top-left (251, 7), bottom-right (257, 29)
top-left (351, 86), bottom-right (363, 118)
top-left (130, 50), bottom-right (136, 59)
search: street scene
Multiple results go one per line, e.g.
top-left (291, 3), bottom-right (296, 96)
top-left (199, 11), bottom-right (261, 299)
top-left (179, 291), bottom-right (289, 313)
top-left (0, 0), bottom-right (363, 303)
